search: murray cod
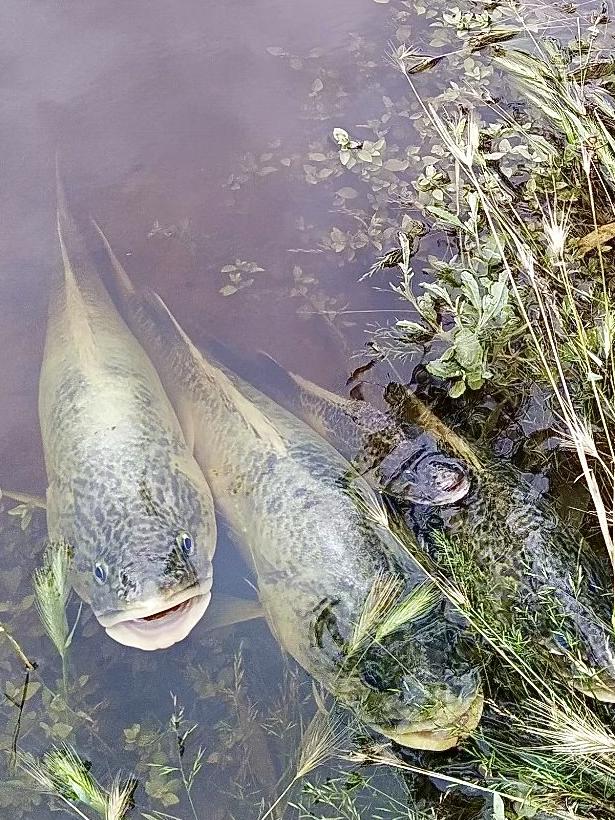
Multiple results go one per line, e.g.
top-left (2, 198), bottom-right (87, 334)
top-left (37, 183), bottom-right (217, 650)
top-left (252, 367), bottom-right (615, 702)
top-left (98, 231), bottom-right (484, 751)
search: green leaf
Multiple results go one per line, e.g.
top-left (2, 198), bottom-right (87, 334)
top-left (481, 279), bottom-right (509, 325)
top-left (427, 357), bottom-right (462, 379)
top-left (426, 206), bottom-right (465, 230)
top-left (460, 270), bottom-right (482, 312)
top-left (454, 328), bottom-right (484, 372)
top-left (466, 375), bottom-right (485, 390)
top-left (448, 379), bottom-right (466, 398)
top-left (219, 285), bottom-right (238, 296)
top-left (422, 282), bottom-right (453, 307)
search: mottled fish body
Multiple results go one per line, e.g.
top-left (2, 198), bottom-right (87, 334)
top-left (101, 236), bottom-right (483, 750)
top-left (252, 358), bottom-right (471, 507)
top-left (258, 369), bottom-right (615, 700)
top-left (38, 185), bottom-right (216, 650)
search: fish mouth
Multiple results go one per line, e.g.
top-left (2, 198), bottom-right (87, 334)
top-left (381, 691), bottom-right (484, 751)
top-left (573, 675), bottom-right (615, 703)
top-left (96, 585), bottom-right (211, 651)
top-left (427, 470), bottom-right (471, 506)
top-left (386, 454), bottom-right (471, 507)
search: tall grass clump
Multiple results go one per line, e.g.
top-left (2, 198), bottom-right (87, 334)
top-left (33, 540), bottom-right (81, 693)
top-left (327, 2), bottom-right (615, 816)
top-left (20, 744), bottom-right (136, 820)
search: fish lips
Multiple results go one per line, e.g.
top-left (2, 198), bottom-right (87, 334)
top-left (380, 691), bottom-right (484, 751)
top-left (95, 583), bottom-right (212, 651)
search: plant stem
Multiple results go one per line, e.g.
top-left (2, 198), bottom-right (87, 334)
top-left (0, 622), bottom-right (36, 670)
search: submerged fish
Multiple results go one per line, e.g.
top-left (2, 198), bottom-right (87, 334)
top-left (38, 182), bottom-right (217, 650)
top-left (101, 234), bottom-right (484, 751)
top-left (252, 355), bottom-right (471, 507)
top-left (252, 367), bottom-right (615, 701)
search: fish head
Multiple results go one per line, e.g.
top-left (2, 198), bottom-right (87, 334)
top-left (335, 600), bottom-right (483, 750)
top-left (70, 467), bottom-right (215, 651)
top-left (539, 585), bottom-right (615, 702)
top-left (380, 435), bottom-right (471, 507)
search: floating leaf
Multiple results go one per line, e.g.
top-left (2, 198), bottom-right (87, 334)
top-left (336, 187), bottom-right (358, 199)
top-left (384, 158), bottom-right (409, 171)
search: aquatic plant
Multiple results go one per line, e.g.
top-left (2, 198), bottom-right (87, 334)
top-left (20, 744), bottom-right (135, 820)
top-left (33, 541), bottom-right (81, 693)
top-left (168, 692), bottom-right (206, 820)
top-left (260, 708), bottom-right (348, 820)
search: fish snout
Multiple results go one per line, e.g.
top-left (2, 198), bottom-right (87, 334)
top-left (383, 445), bottom-right (470, 507)
top-left (384, 688), bottom-right (484, 750)
top-left (451, 668), bottom-right (483, 702)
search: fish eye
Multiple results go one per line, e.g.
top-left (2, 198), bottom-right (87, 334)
top-left (94, 562), bottom-right (108, 584)
top-left (360, 666), bottom-right (386, 691)
top-left (176, 531), bottom-right (194, 556)
top-left (551, 632), bottom-right (572, 655)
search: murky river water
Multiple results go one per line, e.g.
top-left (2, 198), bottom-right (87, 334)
top-left (1, 0), bottom-right (604, 816)
top-left (0, 1), bottom-right (429, 818)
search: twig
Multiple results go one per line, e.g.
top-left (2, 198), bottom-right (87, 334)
top-left (0, 622), bottom-right (36, 670)
top-left (9, 669), bottom-right (31, 769)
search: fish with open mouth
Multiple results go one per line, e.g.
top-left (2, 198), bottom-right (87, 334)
top-left (37, 180), bottom-right (217, 650)
top-left (247, 366), bottom-right (615, 702)
top-left (247, 354), bottom-right (471, 508)
top-left (100, 234), bottom-right (484, 750)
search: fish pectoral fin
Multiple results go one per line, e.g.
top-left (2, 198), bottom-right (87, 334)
top-left (0, 489), bottom-right (47, 509)
top-left (202, 594), bottom-right (265, 631)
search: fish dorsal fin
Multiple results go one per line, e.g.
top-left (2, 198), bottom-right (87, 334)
top-left (204, 353), bottom-right (289, 456)
top-left (288, 369), bottom-right (355, 412)
top-left (153, 305), bottom-right (288, 456)
top-left (92, 220), bottom-right (135, 297)
top-left (55, 172), bottom-right (98, 363)
top-left (258, 351), bottom-right (354, 411)
top-left (95, 222), bottom-right (288, 457)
